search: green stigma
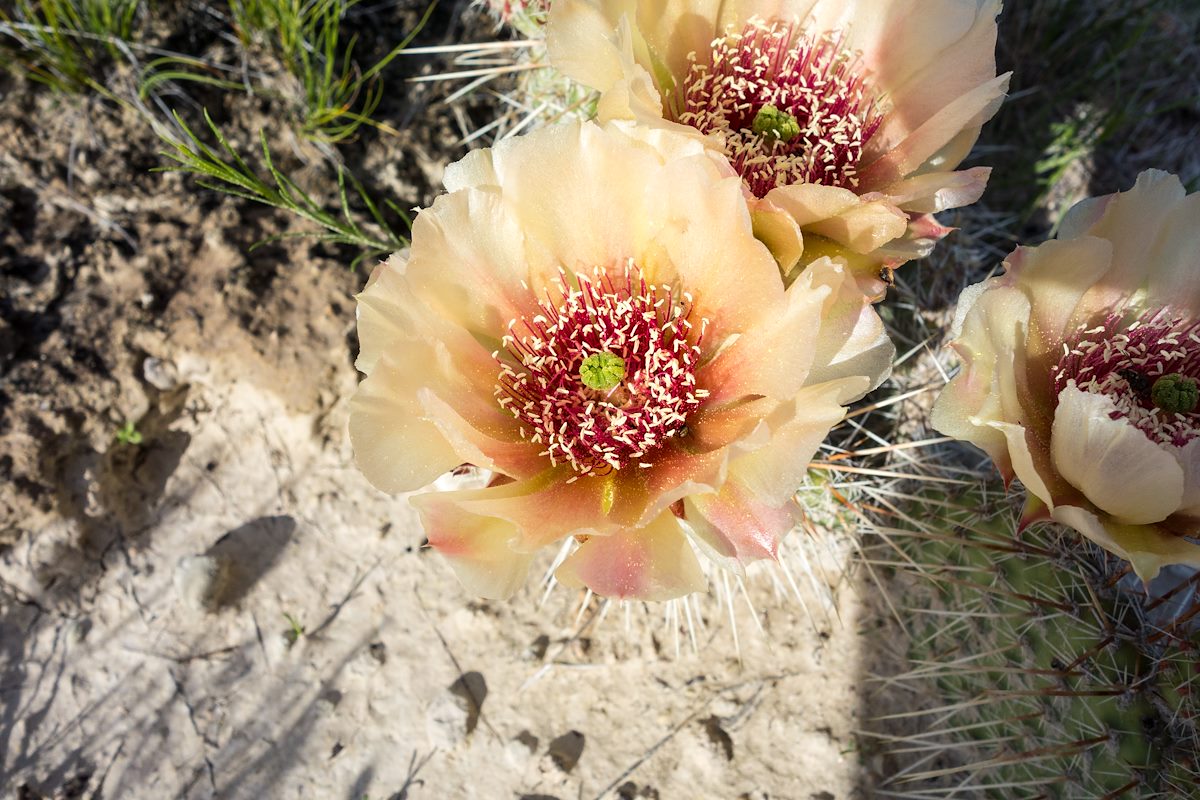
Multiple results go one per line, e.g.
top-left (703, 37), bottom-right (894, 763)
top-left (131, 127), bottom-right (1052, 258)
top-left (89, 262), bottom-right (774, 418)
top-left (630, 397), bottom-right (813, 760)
top-left (1151, 373), bottom-right (1199, 414)
top-left (579, 351), bottom-right (626, 391)
top-left (751, 104), bottom-right (801, 143)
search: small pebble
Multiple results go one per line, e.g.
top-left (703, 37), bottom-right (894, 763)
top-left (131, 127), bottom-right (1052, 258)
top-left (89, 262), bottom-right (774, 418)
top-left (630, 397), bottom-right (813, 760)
top-left (175, 555), bottom-right (228, 611)
top-left (143, 356), bottom-right (179, 391)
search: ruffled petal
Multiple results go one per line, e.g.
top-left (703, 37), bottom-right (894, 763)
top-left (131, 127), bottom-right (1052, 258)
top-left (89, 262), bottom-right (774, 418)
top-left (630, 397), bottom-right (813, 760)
top-left (555, 511), bottom-right (706, 600)
top-left (545, 0), bottom-right (628, 93)
top-left (729, 378), bottom-right (858, 502)
top-left (686, 481), bottom-right (797, 562)
top-left (931, 285), bottom-right (1032, 482)
top-left (880, 167), bottom-right (992, 214)
top-left (404, 187), bottom-right (533, 338)
top-left (1051, 385), bottom-right (1184, 525)
top-left (858, 74), bottom-right (1009, 190)
top-left (357, 277), bottom-right (545, 480)
top-left (1144, 191), bottom-right (1200, 317)
top-left (349, 359), bottom-right (463, 493)
top-left (1053, 505), bottom-right (1200, 583)
top-left (354, 254), bottom-right (421, 375)
top-left (417, 493), bottom-right (535, 599)
top-left (762, 183), bottom-right (908, 255)
top-left (1175, 438), bottom-right (1200, 518)
top-left (1071, 170), bottom-right (1187, 301)
top-left (859, 0), bottom-right (1004, 157)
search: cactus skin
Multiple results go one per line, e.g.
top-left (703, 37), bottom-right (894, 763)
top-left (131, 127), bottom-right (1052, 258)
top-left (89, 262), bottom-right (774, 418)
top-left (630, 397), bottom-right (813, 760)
top-left (456, 1), bottom-right (596, 140)
top-left (866, 485), bottom-right (1200, 798)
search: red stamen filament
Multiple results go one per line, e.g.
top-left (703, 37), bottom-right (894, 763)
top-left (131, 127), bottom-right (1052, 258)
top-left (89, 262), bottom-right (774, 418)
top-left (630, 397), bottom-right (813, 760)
top-left (494, 262), bottom-right (710, 478)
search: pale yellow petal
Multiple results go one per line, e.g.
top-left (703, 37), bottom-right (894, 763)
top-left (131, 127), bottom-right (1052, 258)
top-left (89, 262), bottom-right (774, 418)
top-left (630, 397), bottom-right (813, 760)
top-left (857, 0), bottom-right (1002, 137)
top-left (696, 268), bottom-right (828, 403)
top-left (545, 0), bottom-right (627, 93)
top-left (349, 359), bottom-right (462, 494)
top-left (1073, 170), bottom-right (1186, 298)
top-left (1176, 438), bottom-right (1200, 518)
top-left (931, 285), bottom-right (1032, 481)
top-left (879, 167), bottom-right (992, 214)
top-left (1144, 192), bottom-right (1200, 316)
top-left (354, 253), bottom-right (420, 375)
top-left (405, 187), bottom-right (532, 338)
top-left (762, 183), bottom-right (908, 254)
top-left (985, 420), bottom-right (1054, 509)
top-left (729, 379), bottom-right (856, 503)
top-left (859, 74), bottom-right (1008, 189)
top-left (1053, 505), bottom-right (1200, 583)
top-left (800, 257), bottom-right (893, 393)
top-left (1051, 385), bottom-right (1184, 525)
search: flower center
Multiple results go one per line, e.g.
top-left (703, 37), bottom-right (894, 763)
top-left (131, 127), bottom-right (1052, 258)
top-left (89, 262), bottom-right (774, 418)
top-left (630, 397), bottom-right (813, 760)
top-left (1052, 310), bottom-right (1200, 447)
top-left (495, 262), bottom-right (710, 477)
top-left (672, 19), bottom-right (884, 199)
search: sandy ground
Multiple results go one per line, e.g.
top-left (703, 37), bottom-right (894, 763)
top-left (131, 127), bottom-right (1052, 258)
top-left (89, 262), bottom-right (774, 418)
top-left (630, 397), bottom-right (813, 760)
top-left (1, 330), bottom-right (869, 800)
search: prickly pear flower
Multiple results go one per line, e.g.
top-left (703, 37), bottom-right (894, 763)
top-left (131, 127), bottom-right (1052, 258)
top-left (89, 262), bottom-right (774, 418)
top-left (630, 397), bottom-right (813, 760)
top-left (350, 121), bottom-right (893, 600)
top-left (546, 0), bottom-right (1010, 296)
top-left (932, 170), bottom-right (1200, 582)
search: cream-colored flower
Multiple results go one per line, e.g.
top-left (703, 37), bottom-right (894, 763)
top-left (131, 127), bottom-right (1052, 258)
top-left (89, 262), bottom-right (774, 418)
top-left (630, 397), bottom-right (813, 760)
top-left (546, 0), bottom-right (1009, 296)
top-left (350, 120), bottom-right (893, 600)
top-left (932, 170), bottom-right (1200, 581)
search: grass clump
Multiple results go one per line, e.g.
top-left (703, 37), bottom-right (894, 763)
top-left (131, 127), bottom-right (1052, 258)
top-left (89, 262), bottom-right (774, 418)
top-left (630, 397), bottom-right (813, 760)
top-left (0, 0), bottom-right (142, 92)
top-left (189, 0), bottom-right (438, 143)
top-left (160, 109), bottom-right (409, 268)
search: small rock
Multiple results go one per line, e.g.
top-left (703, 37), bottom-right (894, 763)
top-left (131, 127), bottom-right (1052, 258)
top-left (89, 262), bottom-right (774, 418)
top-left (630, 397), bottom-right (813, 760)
top-left (143, 357), bottom-right (179, 391)
top-left (175, 555), bottom-right (229, 611)
top-left (0, 318), bottom-right (15, 366)
top-left (526, 634), bottom-right (550, 661)
top-left (514, 730), bottom-right (539, 753)
top-left (425, 691), bottom-right (472, 749)
top-left (67, 617), bottom-right (92, 644)
top-left (547, 730), bottom-right (585, 773)
top-left (318, 689), bottom-right (343, 713)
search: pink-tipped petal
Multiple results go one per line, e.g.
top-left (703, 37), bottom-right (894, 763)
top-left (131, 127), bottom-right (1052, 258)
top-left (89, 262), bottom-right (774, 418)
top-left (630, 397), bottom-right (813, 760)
top-left (415, 494), bottom-right (535, 599)
top-left (555, 512), bottom-right (706, 600)
top-left (687, 481), bottom-right (797, 563)
top-left (431, 472), bottom-right (612, 550)
top-left (730, 379), bottom-right (858, 503)
top-left (859, 74), bottom-right (1009, 190)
